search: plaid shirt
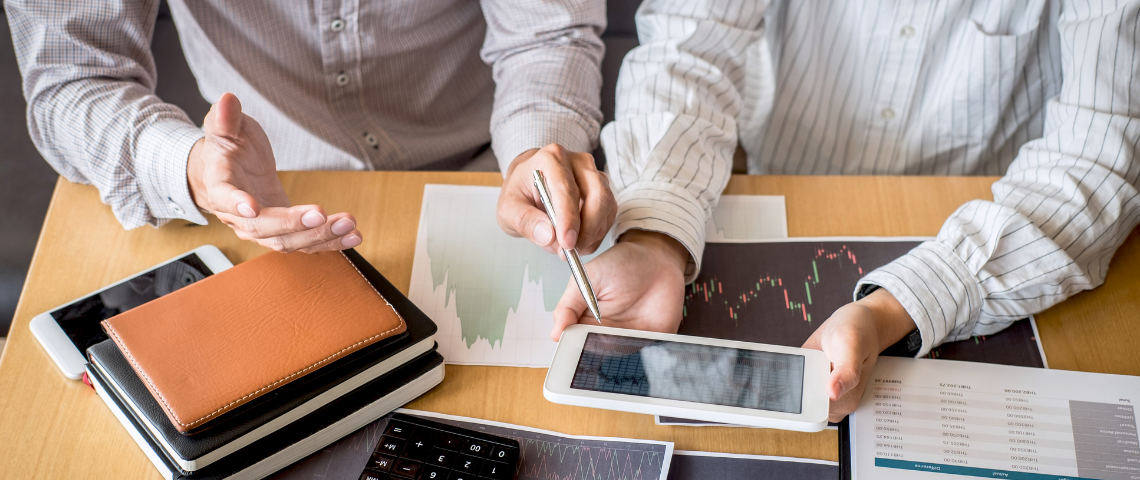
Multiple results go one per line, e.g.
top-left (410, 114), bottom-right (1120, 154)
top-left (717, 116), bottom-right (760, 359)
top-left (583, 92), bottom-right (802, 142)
top-left (6, 0), bottom-right (604, 228)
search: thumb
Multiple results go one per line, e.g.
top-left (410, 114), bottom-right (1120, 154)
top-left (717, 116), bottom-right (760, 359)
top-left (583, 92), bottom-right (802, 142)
top-left (551, 277), bottom-right (588, 342)
top-left (497, 195), bottom-right (556, 249)
top-left (206, 92), bottom-right (243, 138)
top-left (828, 360), bottom-right (861, 401)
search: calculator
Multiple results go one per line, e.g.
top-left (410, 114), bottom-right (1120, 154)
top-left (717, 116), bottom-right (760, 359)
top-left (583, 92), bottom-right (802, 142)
top-left (360, 413), bottom-right (521, 480)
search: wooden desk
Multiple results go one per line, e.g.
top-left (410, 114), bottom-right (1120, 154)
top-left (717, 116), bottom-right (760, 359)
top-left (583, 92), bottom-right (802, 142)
top-left (1, 173), bottom-right (1137, 478)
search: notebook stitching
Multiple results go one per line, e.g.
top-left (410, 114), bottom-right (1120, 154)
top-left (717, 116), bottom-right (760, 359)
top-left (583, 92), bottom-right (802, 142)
top-left (103, 252), bottom-right (407, 428)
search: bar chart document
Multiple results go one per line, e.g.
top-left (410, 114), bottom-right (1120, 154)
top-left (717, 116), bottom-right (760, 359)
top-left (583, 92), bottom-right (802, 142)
top-left (409, 185), bottom-right (787, 367)
top-left (850, 357), bottom-right (1140, 480)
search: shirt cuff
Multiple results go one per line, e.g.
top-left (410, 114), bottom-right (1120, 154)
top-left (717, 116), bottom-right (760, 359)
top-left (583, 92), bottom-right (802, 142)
top-left (855, 241), bottom-right (984, 357)
top-left (134, 119), bottom-right (208, 227)
top-left (614, 181), bottom-right (708, 283)
top-left (491, 112), bottom-right (595, 175)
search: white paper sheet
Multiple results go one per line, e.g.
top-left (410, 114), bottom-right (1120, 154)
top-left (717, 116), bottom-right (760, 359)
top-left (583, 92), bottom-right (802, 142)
top-left (850, 356), bottom-right (1140, 480)
top-left (408, 185), bottom-right (787, 367)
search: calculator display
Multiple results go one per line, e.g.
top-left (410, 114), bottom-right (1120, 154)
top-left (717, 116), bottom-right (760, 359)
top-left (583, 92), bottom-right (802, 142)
top-left (569, 333), bottom-right (806, 414)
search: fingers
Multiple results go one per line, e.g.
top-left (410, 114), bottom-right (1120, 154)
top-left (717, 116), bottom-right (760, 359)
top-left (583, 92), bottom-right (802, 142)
top-left (551, 277), bottom-right (589, 342)
top-left (219, 208), bottom-right (362, 253)
top-left (535, 145), bottom-right (582, 251)
top-left (205, 93), bottom-right (243, 139)
top-left (496, 194), bottom-right (556, 249)
top-left (572, 165), bottom-right (616, 255)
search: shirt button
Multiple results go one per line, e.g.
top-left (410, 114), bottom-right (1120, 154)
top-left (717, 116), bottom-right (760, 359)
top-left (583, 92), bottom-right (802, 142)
top-left (900, 25), bottom-right (916, 38)
top-left (330, 18), bottom-right (345, 32)
top-left (364, 133), bottom-right (379, 146)
top-left (170, 203), bottom-right (186, 216)
top-left (880, 108), bottom-right (896, 119)
top-left (335, 72), bottom-right (349, 87)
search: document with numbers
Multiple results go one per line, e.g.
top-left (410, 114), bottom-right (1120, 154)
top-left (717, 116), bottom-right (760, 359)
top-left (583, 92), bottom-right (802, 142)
top-left (850, 357), bottom-right (1140, 480)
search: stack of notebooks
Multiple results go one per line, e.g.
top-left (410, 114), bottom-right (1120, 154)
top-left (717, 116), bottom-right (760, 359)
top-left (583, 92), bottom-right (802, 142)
top-left (84, 249), bottom-right (442, 480)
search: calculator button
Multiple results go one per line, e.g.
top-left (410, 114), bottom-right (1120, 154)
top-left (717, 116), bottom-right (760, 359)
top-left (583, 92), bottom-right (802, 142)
top-left (421, 465), bottom-right (449, 480)
top-left (391, 459), bottom-right (422, 479)
top-left (376, 436), bottom-right (406, 456)
top-left (488, 445), bottom-right (517, 465)
top-left (436, 431), bottom-right (463, 450)
top-left (403, 432), bottom-right (434, 461)
top-left (360, 471), bottom-right (387, 480)
top-left (448, 473), bottom-right (476, 480)
top-left (384, 420), bottom-right (414, 439)
top-left (455, 454), bottom-right (483, 474)
top-left (368, 453), bottom-right (396, 472)
top-left (428, 447), bottom-right (457, 468)
top-left (463, 438), bottom-right (491, 457)
top-left (480, 460), bottom-right (513, 480)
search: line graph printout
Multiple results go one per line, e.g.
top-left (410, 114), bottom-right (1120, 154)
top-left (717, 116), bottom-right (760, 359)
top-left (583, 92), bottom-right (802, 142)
top-left (409, 185), bottom-right (787, 367)
top-left (396, 409), bottom-right (673, 480)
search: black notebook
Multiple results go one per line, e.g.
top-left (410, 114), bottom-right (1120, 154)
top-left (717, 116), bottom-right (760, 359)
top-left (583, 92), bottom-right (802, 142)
top-left (86, 248), bottom-right (438, 472)
top-left (89, 350), bottom-right (445, 480)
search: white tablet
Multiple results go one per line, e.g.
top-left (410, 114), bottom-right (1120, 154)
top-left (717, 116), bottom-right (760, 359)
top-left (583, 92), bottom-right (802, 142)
top-left (544, 325), bottom-right (831, 432)
top-left (29, 245), bottom-right (233, 379)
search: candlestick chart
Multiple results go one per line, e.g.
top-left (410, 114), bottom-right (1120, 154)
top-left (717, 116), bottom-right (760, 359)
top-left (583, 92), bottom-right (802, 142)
top-left (676, 240), bottom-right (1044, 368)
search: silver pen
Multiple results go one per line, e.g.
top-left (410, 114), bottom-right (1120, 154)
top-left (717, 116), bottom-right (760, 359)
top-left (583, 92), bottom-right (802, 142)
top-left (532, 170), bottom-right (602, 323)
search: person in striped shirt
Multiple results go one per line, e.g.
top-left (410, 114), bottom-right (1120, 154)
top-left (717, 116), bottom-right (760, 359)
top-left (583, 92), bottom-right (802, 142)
top-left (551, 0), bottom-right (1140, 421)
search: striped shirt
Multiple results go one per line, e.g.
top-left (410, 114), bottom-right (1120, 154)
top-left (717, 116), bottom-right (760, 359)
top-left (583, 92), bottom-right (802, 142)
top-left (602, 0), bottom-right (1140, 355)
top-left (6, 0), bottom-right (604, 229)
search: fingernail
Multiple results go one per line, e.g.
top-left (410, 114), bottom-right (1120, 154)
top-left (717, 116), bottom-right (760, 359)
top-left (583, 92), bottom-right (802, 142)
top-left (534, 222), bottom-right (553, 245)
top-left (564, 229), bottom-right (579, 248)
top-left (341, 234), bottom-right (362, 248)
top-left (301, 210), bottom-right (325, 228)
top-left (331, 218), bottom-right (355, 236)
top-left (238, 203), bottom-right (255, 218)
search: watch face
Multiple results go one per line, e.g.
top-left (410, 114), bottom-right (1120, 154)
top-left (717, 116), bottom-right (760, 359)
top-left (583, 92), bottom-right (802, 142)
top-left (51, 254), bottom-right (213, 352)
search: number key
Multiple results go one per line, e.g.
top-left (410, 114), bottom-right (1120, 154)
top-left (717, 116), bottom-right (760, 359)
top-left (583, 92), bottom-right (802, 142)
top-left (427, 447), bottom-right (456, 468)
top-left (480, 460), bottom-right (514, 480)
top-left (420, 465), bottom-right (449, 480)
top-left (454, 454), bottom-right (483, 474)
top-left (488, 445), bottom-right (518, 465)
top-left (464, 438), bottom-right (491, 457)
top-left (375, 436), bottom-right (405, 456)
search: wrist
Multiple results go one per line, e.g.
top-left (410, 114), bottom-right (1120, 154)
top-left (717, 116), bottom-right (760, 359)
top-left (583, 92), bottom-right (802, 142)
top-left (187, 138), bottom-right (209, 210)
top-left (619, 230), bottom-right (690, 273)
top-left (858, 288), bottom-right (917, 352)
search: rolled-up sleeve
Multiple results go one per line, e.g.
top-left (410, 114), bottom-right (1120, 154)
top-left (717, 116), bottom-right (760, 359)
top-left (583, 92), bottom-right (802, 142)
top-left (479, 0), bottom-right (605, 171)
top-left (600, 0), bottom-right (773, 282)
top-left (858, 1), bottom-right (1140, 357)
top-left (6, 0), bottom-right (207, 229)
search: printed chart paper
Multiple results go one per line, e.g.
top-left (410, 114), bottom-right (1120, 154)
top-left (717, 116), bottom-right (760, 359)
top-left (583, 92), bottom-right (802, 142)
top-left (398, 409), bottom-right (673, 480)
top-left (850, 356), bottom-right (1140, 480)
top-left (667, 451), bottom-right (838, 480)
top-left (408, 185), bottom-right (787, 367)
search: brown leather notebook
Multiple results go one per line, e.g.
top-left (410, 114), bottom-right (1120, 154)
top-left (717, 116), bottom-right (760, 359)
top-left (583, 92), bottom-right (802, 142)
top-left (101, 250), bottom-right (406, 434)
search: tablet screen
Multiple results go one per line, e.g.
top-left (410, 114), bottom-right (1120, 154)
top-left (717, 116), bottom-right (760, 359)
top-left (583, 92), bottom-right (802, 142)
top-left (570, 333), bottom-right (806, 414)
top-left (50, 254), bottom-right (214, 353)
